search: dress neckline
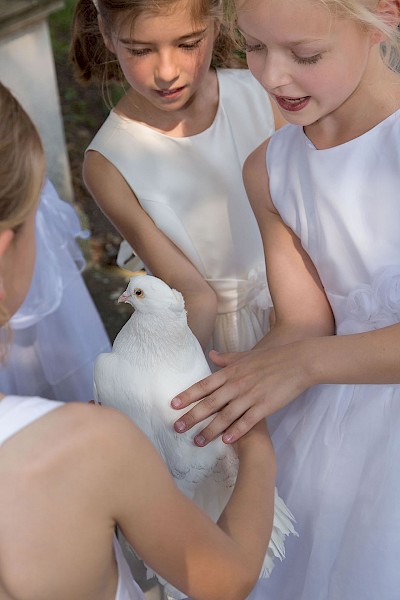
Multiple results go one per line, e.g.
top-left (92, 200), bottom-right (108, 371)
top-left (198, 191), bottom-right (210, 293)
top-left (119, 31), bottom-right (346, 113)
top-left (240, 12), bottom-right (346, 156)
top-left (303, 109), bottom-right (400, 151)
top-left (110, 69), bottom-right (224, 142)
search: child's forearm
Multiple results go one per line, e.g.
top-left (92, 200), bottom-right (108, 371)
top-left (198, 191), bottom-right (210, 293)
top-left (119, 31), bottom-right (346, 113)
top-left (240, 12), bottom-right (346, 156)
top-left (301, 323), bottom-right (400, 386)
top-left (217, 425), bottom-right (276, 582)
top-left (255, 311), bottom-right (334, 352)
top-left (185, 286), bottom-right (218, 350)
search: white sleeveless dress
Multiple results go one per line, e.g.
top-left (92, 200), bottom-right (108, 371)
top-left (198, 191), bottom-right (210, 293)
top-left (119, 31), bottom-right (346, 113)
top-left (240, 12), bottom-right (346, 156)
top-left (249, 112), bottom-right (400, 600)
top-left (0, 395), bottom-right (144, 600)
top-left (0, 179), bottom-right (111, 402)
top-left (87, 69), bottom-right (275, 354)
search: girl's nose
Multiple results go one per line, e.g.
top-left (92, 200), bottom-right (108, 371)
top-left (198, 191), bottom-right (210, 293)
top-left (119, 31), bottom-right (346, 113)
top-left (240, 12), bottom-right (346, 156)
top-left (260, 52), bottom-right (292, 92)
top-left (154, 50), bottom-right (180, 85)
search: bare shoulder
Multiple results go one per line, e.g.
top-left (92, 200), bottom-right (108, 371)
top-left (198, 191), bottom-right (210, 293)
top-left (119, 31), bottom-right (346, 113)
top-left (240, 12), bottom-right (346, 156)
top-left (243, 139), bottom-right (276, 214)
top-left (50, 402), bottom-right (150, 457)
top-left (1, 403), bottom-right (149, 476)
top-left (83, 147), bottom-right (120, 188)
top-left (243, 138), bottom-right (270, 178)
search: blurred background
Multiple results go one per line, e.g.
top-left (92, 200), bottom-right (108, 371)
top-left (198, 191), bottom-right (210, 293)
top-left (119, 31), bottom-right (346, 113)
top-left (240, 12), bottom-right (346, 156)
top-left (49, 0), bottom-right (135, 341)
top-left (0, 0), bottom-right (133, 342)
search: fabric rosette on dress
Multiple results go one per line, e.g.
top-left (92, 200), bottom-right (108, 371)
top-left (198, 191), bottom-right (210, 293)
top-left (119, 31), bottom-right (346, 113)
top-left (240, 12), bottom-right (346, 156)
top-left (337, 265), bottom-right (400, 335)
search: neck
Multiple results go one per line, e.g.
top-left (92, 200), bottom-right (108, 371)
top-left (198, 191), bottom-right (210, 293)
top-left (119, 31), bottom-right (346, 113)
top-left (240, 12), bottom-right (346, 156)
top-left (305, 55), bottom-right (400, 149)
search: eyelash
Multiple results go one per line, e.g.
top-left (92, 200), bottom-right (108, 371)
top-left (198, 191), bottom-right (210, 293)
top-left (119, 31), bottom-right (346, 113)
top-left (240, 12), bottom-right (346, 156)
top-left (244, 43), bottom-right (265, 53)
top-left (293, 53), bottom-right (322, 65)
top-left (127, 39), bottom-right (203, 57)
top-left (128, 48), bottom-right (151, 57)
top-left (244, 43), bottom-right (322, 66)
top-left (181, 39), bottom-right (203, 51)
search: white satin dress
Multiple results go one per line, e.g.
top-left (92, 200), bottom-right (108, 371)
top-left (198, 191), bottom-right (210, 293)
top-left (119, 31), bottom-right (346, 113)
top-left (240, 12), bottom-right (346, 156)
top-left (250, 111), bottom-right (400, 600)
top-left (87, 69), bottom-right (275, 355)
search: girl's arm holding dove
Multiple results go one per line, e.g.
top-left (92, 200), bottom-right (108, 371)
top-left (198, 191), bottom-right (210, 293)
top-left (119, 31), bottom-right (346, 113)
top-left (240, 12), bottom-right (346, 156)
top-left (97, 405), bottom-right (275, 600)
top-left (84, 153), bottom-right (217, 350)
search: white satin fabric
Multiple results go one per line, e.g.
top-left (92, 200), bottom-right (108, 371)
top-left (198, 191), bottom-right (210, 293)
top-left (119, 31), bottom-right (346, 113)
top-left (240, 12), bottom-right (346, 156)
top-left (251, 111), bottom-right (400, 600)
top-left (87, 69), bottom-right (275, 356)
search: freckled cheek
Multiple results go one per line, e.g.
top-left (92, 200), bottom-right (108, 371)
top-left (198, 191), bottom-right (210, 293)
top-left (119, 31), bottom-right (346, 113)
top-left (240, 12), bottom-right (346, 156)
top-left (121, 61), bottom-right (152, 88)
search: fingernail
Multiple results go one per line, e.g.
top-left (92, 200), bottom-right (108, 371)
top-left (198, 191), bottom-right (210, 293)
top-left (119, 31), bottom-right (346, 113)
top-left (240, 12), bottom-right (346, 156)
top-left (171, 397), bottom-right (182, 408)
top-left (222, 433), bottom-right (234, 444)
top-left (194, 435), bottom-right (206, 446)
top-left (175, 420), bottom-right (186, 432)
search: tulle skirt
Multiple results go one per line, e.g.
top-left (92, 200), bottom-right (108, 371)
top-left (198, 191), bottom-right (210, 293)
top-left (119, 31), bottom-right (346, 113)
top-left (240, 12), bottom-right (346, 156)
top-left (248, 379), bottom-right (400, 600)
top-left (0, 179), bottom-right (111, 402)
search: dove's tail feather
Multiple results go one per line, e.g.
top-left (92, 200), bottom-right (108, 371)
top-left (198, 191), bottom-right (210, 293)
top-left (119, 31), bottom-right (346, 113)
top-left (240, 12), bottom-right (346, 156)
top-left (260, 487), bottom-right (299, 578)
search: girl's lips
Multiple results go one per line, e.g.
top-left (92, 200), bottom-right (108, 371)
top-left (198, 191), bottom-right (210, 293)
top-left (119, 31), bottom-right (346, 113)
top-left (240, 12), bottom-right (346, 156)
top-left (156, 86), bottom-right (185, 98)
top-left (275, 95), bottom-right (310, 112)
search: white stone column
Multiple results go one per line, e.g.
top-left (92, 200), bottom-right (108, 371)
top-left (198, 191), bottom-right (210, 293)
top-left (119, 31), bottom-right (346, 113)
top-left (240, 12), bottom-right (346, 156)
top-left (0, 1), bottom-right (73, 202)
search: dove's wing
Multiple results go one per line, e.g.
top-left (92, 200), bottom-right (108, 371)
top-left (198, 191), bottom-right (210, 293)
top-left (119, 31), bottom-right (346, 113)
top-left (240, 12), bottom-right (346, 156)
top-left (94, 352), bottom-right (156, 442)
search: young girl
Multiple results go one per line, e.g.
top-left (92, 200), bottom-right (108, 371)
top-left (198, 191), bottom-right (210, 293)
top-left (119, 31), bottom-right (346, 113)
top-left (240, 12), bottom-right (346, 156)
top-left (170, 1), bottom-right (400, 598)
top-left (70, 0), bottom-right (286, 355)
top-left (0, 81), bottom-right (276, 600)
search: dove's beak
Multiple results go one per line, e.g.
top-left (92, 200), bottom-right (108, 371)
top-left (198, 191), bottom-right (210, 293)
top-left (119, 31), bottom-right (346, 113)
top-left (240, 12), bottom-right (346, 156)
top-left (118, 292), bottom-right (129, 304)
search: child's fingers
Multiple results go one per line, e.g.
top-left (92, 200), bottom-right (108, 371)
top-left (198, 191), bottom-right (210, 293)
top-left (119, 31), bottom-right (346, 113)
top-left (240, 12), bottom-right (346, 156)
top-left (209, 349), bottom-right (247, 368)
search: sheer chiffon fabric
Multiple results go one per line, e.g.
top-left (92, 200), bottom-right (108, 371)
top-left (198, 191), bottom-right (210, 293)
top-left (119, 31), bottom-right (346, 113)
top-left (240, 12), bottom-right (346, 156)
top-left (0, 179), bottom-right (111, 402)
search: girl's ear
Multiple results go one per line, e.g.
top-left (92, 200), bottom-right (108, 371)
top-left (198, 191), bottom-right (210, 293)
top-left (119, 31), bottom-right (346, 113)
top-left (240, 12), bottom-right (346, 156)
top-left (98, 15), bottom-right (116, 54)
top-left (0, 230), bottom-right (14, 260)
top-left (375, 0), bottom-right (400, 28)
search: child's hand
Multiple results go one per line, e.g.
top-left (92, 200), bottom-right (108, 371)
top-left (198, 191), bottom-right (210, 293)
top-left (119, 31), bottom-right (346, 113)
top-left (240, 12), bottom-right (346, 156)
top-left (171, 341), bottom-right (311, 446)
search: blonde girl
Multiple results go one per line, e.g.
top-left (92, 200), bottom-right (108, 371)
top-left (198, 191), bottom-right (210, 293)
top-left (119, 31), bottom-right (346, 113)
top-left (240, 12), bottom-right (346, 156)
top-left (171, 2), bottom-right (400, 598)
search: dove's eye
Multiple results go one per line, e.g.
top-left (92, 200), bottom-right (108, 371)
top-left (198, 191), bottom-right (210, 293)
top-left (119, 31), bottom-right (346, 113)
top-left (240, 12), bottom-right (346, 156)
top-left (134, 288), bottom-right (145, 298)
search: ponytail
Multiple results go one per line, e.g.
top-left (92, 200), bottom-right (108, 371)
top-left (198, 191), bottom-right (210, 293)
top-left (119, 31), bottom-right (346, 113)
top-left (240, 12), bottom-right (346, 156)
top-left (69, 0), bottom-right (124, 85)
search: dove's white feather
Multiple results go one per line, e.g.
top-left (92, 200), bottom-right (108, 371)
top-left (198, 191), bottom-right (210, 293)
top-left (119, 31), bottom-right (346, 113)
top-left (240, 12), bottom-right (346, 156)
top-left (94, 274), bottom-right (297, 598)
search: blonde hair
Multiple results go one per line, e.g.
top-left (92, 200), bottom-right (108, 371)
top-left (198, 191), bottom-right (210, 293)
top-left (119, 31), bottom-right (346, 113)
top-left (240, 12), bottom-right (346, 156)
top-left (0, 83), bottom-right (45, 328)
top-left (69, 0), bottom-right (245, 90)
top-left (230, 0), bottom-right (400, 70)
top-left (318, 0), bottom-right (400, 70)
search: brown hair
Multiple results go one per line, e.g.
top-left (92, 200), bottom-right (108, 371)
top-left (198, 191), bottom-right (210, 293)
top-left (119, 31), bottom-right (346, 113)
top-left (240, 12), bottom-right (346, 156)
top-left (69, 0), bottom-right (245, 90)
top-left (0, 83), bottom-right (45, 328)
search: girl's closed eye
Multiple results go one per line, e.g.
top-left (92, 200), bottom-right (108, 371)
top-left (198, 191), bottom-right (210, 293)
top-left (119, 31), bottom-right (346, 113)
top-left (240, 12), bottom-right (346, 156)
top-left (293, 52), bottom-right (323, 65)
top-left (180, 38), bottom-right (204, 51)
top-left (127, 47), bottom-right (152, 57)
top-left (245, 42), bottom-right (266, 53)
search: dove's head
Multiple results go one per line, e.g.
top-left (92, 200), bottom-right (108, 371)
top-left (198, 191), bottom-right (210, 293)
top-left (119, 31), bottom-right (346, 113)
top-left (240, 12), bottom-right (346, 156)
top-left (118, 275), bottom-right (185, 314)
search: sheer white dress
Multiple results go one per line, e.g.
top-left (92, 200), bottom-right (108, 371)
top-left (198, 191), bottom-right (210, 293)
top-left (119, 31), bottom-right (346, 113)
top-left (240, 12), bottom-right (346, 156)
top-left (0, 179), bottom-right (111, 402)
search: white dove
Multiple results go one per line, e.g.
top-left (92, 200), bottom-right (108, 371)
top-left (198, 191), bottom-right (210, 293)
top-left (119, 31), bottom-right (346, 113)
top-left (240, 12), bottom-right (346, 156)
top-left (94, 274), bottom-right (297, 598)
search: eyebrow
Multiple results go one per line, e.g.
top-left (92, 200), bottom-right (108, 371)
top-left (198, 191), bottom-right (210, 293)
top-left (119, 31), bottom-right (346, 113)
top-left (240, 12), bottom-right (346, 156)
top-left (237, 26), bottom-right (323, 47)
top-left (118, 27), bottom-right (208, 45)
